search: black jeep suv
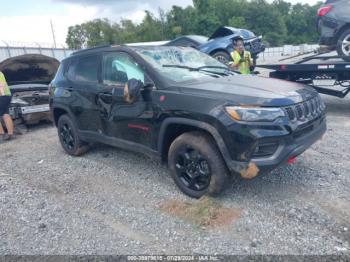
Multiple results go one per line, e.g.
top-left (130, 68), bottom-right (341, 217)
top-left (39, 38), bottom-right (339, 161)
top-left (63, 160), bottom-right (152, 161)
top-left (50, 45), bottom-right (326, 198)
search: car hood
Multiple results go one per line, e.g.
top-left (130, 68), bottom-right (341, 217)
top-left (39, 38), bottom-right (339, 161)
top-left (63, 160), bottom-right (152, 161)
top-left (0, 54), bottom-right (59, 85)
top-left (209, 26), bottom-right (256, 40)
top-left (176, 75), bottom-right (318, 107)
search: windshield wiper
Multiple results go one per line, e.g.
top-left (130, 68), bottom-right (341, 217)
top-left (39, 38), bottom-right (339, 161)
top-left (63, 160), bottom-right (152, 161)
top-left (198, 66), bottom-right (237, 76)
top-left (162, 64), bottom-right (234, 76)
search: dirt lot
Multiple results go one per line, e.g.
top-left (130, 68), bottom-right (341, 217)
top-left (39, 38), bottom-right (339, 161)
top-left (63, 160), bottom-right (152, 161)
top-left (0, 95), bottom-right (349, 255)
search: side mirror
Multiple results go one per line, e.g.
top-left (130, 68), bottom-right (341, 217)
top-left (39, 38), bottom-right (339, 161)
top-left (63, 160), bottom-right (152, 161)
top-left (143, 82), bottom-right (154, 89)
top-left (125, 78), bottom-right (143, 103)
top-left (144, 75), bottom-right (154, 89)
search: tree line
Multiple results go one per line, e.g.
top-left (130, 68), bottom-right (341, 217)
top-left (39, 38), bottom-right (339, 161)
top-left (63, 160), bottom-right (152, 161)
top-left (66, 0), bottom-right (322, 49)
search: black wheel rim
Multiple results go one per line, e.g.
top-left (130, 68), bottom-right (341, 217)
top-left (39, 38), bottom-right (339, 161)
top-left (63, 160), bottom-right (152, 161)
top-left (175, 147), bottom-right (211, 191)
top-left (59, 123), bottom-right (75, 151)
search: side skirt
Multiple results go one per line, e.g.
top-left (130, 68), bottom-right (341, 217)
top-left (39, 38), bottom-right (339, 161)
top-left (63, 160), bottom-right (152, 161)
top-left (79, 130), bottom-right (160, 161)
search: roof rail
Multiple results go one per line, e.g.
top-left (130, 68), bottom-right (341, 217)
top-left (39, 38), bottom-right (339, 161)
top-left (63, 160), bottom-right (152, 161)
top-left (71, 44), bottom-right (111, 56)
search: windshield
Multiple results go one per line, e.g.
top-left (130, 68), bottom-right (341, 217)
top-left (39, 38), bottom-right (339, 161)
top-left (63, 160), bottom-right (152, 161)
top-left (133, 46), bottom-right (232, 83)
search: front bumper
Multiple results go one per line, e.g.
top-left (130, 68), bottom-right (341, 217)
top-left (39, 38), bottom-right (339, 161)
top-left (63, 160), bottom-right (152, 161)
top-left (252, 115), bottom-right (326, 173)
top-left (245, 37), bottom-right (265, 56)
top-left (220, 112), bottom-right (326, 176)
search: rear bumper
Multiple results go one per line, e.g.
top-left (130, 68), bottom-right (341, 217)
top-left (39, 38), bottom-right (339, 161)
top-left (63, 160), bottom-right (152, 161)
top-left (319, 36), bottom-right (337, 47)
top-left (9, 104), bottom-right (51, 124)
top-left (318, 16), bottom-right (345, 47)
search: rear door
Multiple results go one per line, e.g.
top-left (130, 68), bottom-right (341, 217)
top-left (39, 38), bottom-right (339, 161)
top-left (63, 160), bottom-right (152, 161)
top-left (68, 54), bottom-right (103, 133)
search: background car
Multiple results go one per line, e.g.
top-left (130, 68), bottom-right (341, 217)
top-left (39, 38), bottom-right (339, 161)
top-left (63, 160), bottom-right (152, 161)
top-left (165, 26), bottom-right (266, 63)
top-left (0, 54), bottom-right (57, 126)
top-left (317, 0), bottom-right (350, 61)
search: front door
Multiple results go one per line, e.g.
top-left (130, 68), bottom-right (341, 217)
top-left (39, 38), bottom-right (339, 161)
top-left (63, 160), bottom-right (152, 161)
top-left (97, 51), bottom-right (155, 148)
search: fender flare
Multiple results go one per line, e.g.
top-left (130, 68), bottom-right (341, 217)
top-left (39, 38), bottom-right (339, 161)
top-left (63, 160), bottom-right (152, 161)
top-left (158, 117), bottom-right (235, 170)
top-left (209, 48), bottom-right (231, 57)
top-left (51, 104), bottom-right (77, 127)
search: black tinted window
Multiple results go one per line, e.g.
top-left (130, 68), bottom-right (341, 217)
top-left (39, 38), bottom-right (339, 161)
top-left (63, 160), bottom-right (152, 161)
top-left (52, 62), bottom-right (65, 82)
top-left (75, 55), bottom-right (100, 82)
top-left (65, 59), bottom-right (77, 80)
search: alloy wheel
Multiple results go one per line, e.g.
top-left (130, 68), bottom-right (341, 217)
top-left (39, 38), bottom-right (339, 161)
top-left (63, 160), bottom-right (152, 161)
top-left (60, 124), bottom-right (75, 151)
top-left (175, 147), bottom-right (211, 191)
top-left (342, 33), bottom-right (350, 56)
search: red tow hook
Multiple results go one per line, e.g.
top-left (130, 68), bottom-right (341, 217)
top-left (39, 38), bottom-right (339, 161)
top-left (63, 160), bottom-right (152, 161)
top-left (287, 156), bottom-right (297, 164)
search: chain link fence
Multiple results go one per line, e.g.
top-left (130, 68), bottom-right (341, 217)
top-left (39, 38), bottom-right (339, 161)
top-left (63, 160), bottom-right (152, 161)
top-left (260, 44), bottom-right (320, 63)
top-left (0, 40), bottom-right (320, 64)
top-left (0, 40), bottom-right (73, 62)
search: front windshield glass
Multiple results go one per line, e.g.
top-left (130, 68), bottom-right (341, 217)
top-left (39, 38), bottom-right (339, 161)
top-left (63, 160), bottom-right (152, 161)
top-left (133, 47), bottom-right (232, 83)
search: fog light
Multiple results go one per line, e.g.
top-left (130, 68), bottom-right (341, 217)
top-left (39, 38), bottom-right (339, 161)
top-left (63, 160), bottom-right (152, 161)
top-left (252, 141), bottom-right (279, 158)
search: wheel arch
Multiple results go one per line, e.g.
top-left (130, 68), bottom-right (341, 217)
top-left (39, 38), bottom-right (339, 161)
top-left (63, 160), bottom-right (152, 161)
top-left (52, 105), bottom-right (75, 127)
top-left (158, 118), bottom-right (232, 166)
top-left (209, 48), bottom-right (231, 57)
top-left (336, 23), bottom-right (350, 41)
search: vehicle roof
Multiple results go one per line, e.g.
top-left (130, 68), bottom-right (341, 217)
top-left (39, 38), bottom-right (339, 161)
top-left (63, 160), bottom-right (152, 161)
top-left (70, 44), bottom-right (127, 56)
top-left (68, 44), bottom-right (197, 58)
top-left (172, 35), bottom-right (208, 42)
top-left (209, 26), bottom-right (256, 40)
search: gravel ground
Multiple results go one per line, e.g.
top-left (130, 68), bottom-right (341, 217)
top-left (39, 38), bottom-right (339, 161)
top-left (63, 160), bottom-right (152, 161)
top-left (0, 95), bottom-right (349, 256)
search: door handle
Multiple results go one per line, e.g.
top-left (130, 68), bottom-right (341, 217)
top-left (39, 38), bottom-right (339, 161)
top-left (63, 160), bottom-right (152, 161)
top-left (66, 87), bottom-right (74, 91)
top-left (97, 92), bottom-right (114, 105)
top-left (99, 93), bottom-right (112, 98)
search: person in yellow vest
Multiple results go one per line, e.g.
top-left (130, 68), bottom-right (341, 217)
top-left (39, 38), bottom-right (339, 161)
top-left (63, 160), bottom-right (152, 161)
top-left (0, 71), bottom-right (14, 142)
top-left (229, 37), bottom-right (254, 74)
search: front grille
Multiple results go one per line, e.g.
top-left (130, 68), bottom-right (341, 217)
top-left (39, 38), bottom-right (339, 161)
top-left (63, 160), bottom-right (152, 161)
top-left (293, 124), bottom-right (314, 139)
top-left (284, 95), bottom-right (325, 122)
top-left (249, 39), bottom-right (263, 53)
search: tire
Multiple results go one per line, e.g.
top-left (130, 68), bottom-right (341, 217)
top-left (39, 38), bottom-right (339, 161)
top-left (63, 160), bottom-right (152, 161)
top-left (336, 28), bottom-right (350, 62)
top-left (57, 114), bottom-right (89, 156)
top-left (211, 51), bottom-right (231, 64)
top-left (168, 131), bottom-right (229, 198)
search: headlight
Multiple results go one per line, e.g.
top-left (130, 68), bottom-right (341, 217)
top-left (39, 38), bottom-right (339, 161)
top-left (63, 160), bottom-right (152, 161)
top-left (226, 106), bottom-right (286, 122)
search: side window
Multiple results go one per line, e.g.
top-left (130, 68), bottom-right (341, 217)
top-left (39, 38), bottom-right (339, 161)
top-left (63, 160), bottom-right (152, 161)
top-left (102, 52), bottom-right (145, 86)
top-left (75, 55), bottom-right (100, 83)
top-left (65, 59), bottom-right (77, 81)
top-left (52, 62), bottom-right (66, 82)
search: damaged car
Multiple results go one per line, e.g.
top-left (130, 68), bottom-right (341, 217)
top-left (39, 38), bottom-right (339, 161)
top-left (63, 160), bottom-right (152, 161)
top-left (50, 45), bottom-right (326, 198)
top-left (0, 54), bottom-right (58, 127)
top-left (165, 26), bottom-right (266, 63)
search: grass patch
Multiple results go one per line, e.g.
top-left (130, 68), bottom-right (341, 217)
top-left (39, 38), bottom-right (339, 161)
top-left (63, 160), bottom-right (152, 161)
top-left (160, 196), bottom-right (241, 227)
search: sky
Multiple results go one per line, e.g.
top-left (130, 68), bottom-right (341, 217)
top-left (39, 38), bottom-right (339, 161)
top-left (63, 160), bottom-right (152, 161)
top-left (0, 0), bottom-right (322, 47)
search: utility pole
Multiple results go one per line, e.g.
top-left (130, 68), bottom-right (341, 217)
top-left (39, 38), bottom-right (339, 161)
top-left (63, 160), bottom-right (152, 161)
top-left (50, 19), bottom-right (57, 48)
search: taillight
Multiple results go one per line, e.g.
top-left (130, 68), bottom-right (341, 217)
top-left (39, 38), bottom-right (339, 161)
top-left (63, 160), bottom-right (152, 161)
top-left (317, 5), bottom-right (333, 16)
